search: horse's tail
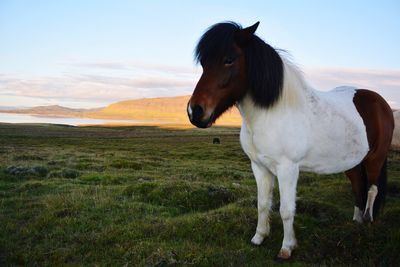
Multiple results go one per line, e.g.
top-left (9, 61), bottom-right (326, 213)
top-left (373, 158), bottom-right (388, 218)
top-left (360, 163), bottom-right (368, 210)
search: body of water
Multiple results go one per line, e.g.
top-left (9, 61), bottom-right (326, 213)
top-left (0, 113), bottom-right (141, 126)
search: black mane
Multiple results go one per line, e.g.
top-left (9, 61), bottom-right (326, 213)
top-left (194, 22), bottom-right (284, 108)
top-left (195, 22), bottom-right (241, 65)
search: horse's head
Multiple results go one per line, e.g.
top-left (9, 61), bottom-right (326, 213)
top-left (187, 22), bottom-right (260, 128)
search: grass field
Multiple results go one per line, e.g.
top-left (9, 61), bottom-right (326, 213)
top-left (0, 123), bottom-right (399, 266)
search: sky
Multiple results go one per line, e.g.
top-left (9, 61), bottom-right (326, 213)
top-left (0, 0), bottom-right (399, 108)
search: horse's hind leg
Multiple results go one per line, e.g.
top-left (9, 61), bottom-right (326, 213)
top-left (345, 165), bottom-right (367, 223)
top-left (352, 89), bottom-right (393, 222)
top-left (251, 162), bottom-right (274, 245)
top-left (346, 156), bottom-right (386, 223)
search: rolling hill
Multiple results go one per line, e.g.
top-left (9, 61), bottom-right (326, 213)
top-left (85, 96), bottom-right (241, 125)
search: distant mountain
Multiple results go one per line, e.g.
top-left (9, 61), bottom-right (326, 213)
top-left (0, 106), bottom-right (19, 111)
top-left (0, 105), bottom-right (102, 117)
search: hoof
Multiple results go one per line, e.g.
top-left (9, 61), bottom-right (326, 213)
top-left (251, 232), bottom-right (265, 245)
top-left (276, 248), bottom-right (291, 260)
top-left (363, 208), bottom-right (373, 223)
top-left (353, 217), bottom-right (364, 223)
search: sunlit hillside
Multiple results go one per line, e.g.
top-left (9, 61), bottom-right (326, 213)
top-left (86, 95), bottom-right (242, 126)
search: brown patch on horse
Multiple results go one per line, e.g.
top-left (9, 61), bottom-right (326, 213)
top-left (348, 89), bottom-right (394, 218)
top-left (353, 89), bottom-right (394, 157)
top-left (188, 43), bottom-right (248, 127)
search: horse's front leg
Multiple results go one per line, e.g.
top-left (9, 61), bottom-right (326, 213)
top-left (251, 161), bottom-right (274, 245)
top-left (276, 161), bottom-right (299, 260)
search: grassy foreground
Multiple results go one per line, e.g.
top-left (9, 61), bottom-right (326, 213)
top-left (0, 124), bottom-right (399, 266)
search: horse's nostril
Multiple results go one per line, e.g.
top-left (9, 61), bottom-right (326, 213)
top-left (192, 105), bottom-right (204, 120)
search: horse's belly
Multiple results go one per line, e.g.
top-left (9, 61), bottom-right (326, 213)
top-left (299, 143), bottom-right (367, 174)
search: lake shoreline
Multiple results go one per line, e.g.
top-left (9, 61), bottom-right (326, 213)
top-left (0, 112), bottom-right (241, 128)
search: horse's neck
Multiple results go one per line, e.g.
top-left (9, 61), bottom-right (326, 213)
top-left (280, 58), bottom-right (314, 109)
top-left (238, 60), bottom-right (313, 128)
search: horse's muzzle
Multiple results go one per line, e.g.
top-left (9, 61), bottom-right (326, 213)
top-left (187, 103), bottom-right (213, 128)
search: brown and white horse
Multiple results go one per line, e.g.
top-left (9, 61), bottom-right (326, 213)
top-left (187, 21), bottom-right (394, 260)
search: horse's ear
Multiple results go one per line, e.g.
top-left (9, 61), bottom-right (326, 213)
top-left (244, 21), bottom-right (260, 35)
top-left (235, 21), bottom-right (260, 46)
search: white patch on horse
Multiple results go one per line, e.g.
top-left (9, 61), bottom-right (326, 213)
top-left (364, 185), bottom-right (378, 221)
top-left (301, 87), bottom-right (369, 174)
top-left (187, 104), bottom-right (193, 120)
top-left (353, 206), bottom-right (363, 223)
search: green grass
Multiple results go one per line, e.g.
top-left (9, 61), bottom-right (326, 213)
top-left (0, 123), bottom-right (399, 266)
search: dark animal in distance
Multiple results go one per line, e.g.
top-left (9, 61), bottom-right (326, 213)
top-left (213, 137), bottom-right (220, 144)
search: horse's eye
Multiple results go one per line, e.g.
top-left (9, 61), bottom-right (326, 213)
top-left (223, 58), bottom-right (235, 66)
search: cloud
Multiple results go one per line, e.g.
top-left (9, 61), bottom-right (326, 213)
top-left (1, 61), bottom-right (399, 109)
top-left (71, 62), bottom-right (129, 70)
top-left (305, 67), bottom-right (400, 88)
top-left (0, 62), bottom-right (198, 108)
top-left (304, 67), bottom-right (400, 108)
top-left (64, 61), bottom-right (200, 75)
top-left (0, 75), bottom-right (193, 99)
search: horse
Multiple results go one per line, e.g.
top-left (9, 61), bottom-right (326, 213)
top-left (187, 21), bottom-right (394, 260)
